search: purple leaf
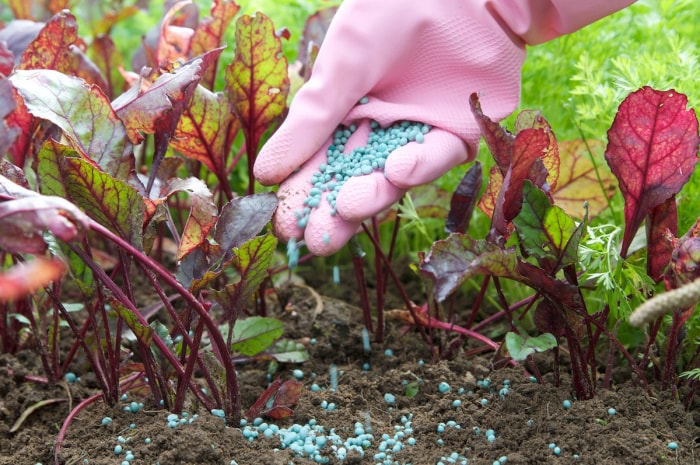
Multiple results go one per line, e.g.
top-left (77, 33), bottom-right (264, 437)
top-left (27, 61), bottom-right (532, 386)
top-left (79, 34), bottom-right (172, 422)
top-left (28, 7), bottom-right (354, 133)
top-left (419, 233), bottom-right (520, 302)
top-left (446, 162), bottom-right (482, 234)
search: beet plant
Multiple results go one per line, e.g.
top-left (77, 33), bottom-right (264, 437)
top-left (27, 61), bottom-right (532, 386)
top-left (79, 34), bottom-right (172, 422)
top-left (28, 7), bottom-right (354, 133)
top-left (418, 89), bottom-right (700, 400)
top-left (0, 0), bottom-right (312, 440)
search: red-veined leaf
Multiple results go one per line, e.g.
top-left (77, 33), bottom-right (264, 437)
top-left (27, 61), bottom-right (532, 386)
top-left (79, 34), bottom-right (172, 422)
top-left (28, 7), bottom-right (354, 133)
top-left (9, 69), bottom-right (133, 179)
top-left (491, 128), bottom-right (550, 239)
top-left (419, 233), bottom-right (520, 302)
top-left (226, 13), bottom-right (289, 155)
top-left (245, 378), bottom-right (302, 421)
top-left (209, 233), bottom-right (277, 317)
top-left (6, 85), bottom-right (34, 167)
top-left (17, 10), bottom-right (76, 72)
top-left (171, 85), bottom-right (240, 175)
top-left (514, 181), bottom-right (586, 274)
top-left (62, 157), bottom-right (145, 249)
top-left (605, 87), bottom-right (699, 257)
top-left (190, 0), bottom-right (240, 89)
top-left (0, 258), bottom-right (66, 303)
top-left (113, 49), bottom-right (223, 145)
top-left (514, 110), bottom-right (559, 190)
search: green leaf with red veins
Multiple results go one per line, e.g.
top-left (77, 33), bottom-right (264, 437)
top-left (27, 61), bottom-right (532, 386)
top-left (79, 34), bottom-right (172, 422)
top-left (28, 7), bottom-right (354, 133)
top-left (469, 93), bottom-right (514, 173)
top-left (605, 87), bottom-right (699, 258)
top-left (17, 10), bottom-right (77, 72)
top-left (63, 157), bottom-right (145, 249)
top-left (37, 139), bottom-right (75, 198)
top-left (171, 85), bottom-right (240, 174)
top-left (226, 13), bottom-right (289, 157)
top-left (514, 110), bottom-right (559, 190)
top-left (646, 197), bottom-right (677, 283)
top-left (419, 233), bottom-right (520, 302)
top-left (190, 0), bottom-right (240, 90)
top-left (0, 258), bottom-right (66, 303)
top-left (109, 298), bottom-right (153, 347)
top-left (514, 182), bottom-right (586, 273)
top-left (89, 35), bottom-right (125, 99)
top-left (113, 49), bottom-right (223, 145)
top-left (551, 140), bottom-right (615, 218)
top-left (10, 69), bottom-right (133, 179)
top-left (210, 233), bottom-right (277, 318)
top-left (159, 177), bottom-right (217, 261)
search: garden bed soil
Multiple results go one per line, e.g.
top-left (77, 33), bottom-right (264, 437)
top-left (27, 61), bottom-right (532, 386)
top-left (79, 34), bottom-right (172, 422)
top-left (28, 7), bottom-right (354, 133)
top-left (1, 282), bottom-right (698, 465)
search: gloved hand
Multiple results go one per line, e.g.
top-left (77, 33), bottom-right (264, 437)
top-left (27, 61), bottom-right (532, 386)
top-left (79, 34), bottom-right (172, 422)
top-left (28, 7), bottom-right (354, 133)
top-left (254, 0), bottom-right (635, 256)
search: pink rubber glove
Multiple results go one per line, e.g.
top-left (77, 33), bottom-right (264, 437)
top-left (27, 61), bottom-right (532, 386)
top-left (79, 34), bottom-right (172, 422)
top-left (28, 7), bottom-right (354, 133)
top-left (255, 0), bottom-right (634, 256)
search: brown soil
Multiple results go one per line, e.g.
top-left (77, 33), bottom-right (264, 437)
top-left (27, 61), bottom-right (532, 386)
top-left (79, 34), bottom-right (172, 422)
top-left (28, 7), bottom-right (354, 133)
top-left (1, 282), bottom-right (698, 465)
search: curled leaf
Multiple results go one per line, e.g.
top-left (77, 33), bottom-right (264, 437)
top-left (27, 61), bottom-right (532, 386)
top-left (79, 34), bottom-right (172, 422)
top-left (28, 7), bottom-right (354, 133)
top-left (0, 181), bottom-right (90, 253)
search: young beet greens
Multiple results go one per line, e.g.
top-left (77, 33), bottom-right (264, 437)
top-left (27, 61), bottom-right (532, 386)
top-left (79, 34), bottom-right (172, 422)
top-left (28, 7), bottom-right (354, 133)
top-left (0, 0), bottom-right (305, 434)
top-left (0, 1), bottom-right (700, 462)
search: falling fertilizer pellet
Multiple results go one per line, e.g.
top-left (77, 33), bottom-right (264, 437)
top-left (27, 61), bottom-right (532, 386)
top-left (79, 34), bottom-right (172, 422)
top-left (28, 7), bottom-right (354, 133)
top-left (296, 118), bottom-right (431, 230)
